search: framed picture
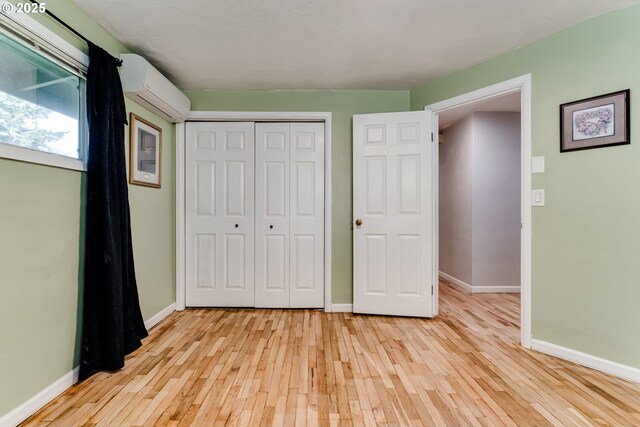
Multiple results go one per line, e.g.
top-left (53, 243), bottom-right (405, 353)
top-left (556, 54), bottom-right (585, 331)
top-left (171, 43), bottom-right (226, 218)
top-left (560, 89), bottom-right (630, 152)
top-left (129, 113), bottom-right (162, 188)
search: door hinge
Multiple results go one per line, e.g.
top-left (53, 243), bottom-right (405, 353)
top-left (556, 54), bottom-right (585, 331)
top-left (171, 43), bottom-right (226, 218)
top-left (431, 285), bottom-right (434, 295)
top-left (431, 132), bottom-right (434, 142)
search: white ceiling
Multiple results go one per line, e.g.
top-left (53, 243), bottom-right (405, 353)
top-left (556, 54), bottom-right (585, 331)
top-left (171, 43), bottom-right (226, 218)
top-left (439, 91), bottom-right (521, 129)
top-left (72, 0), bottom-right (640, 90)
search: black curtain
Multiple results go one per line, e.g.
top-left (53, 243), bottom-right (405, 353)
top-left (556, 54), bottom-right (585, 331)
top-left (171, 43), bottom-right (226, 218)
top-left (80, 43), bottom-right (148, 381)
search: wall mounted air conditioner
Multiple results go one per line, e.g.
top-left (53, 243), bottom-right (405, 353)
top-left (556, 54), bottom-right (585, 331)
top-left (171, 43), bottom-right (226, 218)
top-left (119, 54), bottom-right (191, 123)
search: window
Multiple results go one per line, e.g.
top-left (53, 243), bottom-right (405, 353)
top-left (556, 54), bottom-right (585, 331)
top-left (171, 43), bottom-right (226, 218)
top-left (0, 29), bottom-right (87, 170)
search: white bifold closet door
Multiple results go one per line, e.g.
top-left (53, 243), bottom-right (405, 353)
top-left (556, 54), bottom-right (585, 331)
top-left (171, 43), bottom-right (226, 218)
top-left (185, 122), bottom-right (255, 307)
top-left (185, 121), bottom-right (324, 308)
top-left (255, 123), bottom-right (324, 308)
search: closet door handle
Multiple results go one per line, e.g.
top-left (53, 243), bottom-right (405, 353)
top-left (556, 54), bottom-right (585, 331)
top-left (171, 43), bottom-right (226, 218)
top-left (235, 224), bottom-right (239, 228)
top-left (269, 225), bottom-right (274, 229)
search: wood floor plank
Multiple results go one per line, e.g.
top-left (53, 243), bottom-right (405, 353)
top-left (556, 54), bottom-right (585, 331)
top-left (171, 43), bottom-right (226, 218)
top-left (20, 282), bottom-right (640, 426)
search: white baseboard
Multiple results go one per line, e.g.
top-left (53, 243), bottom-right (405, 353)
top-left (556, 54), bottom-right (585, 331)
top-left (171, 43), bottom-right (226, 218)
top-left (0, 367), bottom-right (79, 427)
top-left (439, 271), bottom-right (472, 292)
top-left (531, 339), bottom-right (640, 384)
top-left (331, 304), bottom-right (353, 313)
top-left (439, 272), bottom-right (520, 293)
top-left (144, 303), bottom-right (176, 330)
top-left (0, 303), bottom-right (177, 427)
top-left (471, 286), bottom-right (521, 293)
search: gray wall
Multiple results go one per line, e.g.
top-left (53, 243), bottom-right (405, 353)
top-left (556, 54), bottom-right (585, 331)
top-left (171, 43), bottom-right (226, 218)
top-left (439, 112), bottom-right (521, 288)
top-left (439, 115), bottom-right (473, 284)
top-left (472, 112), bottom-right (521, 286)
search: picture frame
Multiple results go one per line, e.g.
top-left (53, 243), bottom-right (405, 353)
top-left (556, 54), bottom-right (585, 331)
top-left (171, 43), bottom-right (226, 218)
top-left (560, 89), bottom-right (630, 153)
top-left (129, 113), bottom-right (162, 188)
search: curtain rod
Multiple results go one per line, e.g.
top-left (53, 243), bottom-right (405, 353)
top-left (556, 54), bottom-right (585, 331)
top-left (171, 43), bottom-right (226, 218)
top-left (29, 0), bottom-right (122, 66)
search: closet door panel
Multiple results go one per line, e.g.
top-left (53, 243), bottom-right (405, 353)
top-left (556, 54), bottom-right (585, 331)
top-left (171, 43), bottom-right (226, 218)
top-left (185, 122), bottom-right (255, 307)
top-left (255, 123), bottom-right (290, 308)
top-left (289, 123), bottom-right (325, 308)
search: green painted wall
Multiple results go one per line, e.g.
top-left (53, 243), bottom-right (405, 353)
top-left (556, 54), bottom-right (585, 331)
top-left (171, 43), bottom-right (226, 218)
top-left (0, 0), bottom-right (175, 417)
top-left (4, 0), bottom-right (640, 419)
top-left (184, 90), bottom-right (410, 304)
top-left (411, 5), bottom-right (640, 368)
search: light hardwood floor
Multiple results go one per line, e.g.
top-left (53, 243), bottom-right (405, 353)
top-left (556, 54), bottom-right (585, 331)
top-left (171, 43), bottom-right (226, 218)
top-left (23, 282), bottom-right (640, 426)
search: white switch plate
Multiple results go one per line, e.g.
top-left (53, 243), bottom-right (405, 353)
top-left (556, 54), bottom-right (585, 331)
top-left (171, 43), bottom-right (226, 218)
top-left (532, 189), bottom-right (545, 206)
top-left (532, 156), bottom-right (545, 174)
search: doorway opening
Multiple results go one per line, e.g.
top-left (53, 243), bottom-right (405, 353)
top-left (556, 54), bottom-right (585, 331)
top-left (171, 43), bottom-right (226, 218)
top-left (426, 75), bottom-right (532, 348)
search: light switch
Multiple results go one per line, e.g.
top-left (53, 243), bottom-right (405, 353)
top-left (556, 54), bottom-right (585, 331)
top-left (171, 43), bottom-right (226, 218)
top-left (532, 189), bottom-right (545, 206)
top-left (532, 156), bottom-right (545, 174)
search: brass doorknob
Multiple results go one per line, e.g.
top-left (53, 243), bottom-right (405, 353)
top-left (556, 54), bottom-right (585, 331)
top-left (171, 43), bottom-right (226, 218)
top-left (355, 218), bottom-right (363, 226)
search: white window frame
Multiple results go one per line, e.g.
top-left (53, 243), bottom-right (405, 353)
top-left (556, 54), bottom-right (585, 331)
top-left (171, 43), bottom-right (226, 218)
top-left (0, 0), bottom-right (89, 171)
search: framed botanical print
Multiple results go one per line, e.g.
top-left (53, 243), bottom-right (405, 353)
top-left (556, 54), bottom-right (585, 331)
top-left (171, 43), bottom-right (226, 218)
top-left (560, 89), bottom-right (630, 152)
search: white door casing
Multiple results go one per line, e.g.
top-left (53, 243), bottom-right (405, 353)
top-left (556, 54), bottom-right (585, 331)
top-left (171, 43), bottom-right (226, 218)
top-left (352, 111), bottom-right (435, 317)
top-left (176, 112), bottom-right (332, 312)
top-left (425, 74), bottom-right (532, 347)
top-left (185, 122), bottom-right (255, 307)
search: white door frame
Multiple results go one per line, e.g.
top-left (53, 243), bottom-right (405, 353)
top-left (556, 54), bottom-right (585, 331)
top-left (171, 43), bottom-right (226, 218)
top-left (176, 111), bottom-right (333, 312)
top-left (425, 74), bottom-right (532, 349)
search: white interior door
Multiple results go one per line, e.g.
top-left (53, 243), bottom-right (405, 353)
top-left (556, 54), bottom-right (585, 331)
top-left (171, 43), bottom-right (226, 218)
top-left (185, 122), bottom-right (255, 307)
top-left (353, 111), bottom-right (435, 317)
